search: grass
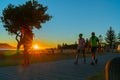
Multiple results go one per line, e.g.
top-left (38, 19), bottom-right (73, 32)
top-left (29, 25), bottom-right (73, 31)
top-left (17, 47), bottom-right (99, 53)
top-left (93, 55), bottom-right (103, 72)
top-left (0, 50), bottom-right (111, 67)
top-left (0, 50), bottom-right (77, 67)
top-left (86, 70), bottom-right (105, 80)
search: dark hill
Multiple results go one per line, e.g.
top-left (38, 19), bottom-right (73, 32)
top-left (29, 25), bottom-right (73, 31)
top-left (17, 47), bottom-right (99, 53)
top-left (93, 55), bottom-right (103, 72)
top-left (0, 43), bottom-right (15, 49)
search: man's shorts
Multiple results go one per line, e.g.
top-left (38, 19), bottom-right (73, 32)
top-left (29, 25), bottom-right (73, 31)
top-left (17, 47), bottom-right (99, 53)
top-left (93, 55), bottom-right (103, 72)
top-left (91, 47), bottom-right (97, 54)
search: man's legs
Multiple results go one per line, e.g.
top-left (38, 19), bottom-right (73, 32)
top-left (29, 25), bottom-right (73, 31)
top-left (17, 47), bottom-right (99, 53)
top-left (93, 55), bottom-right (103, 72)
top-left (74, 49), bottom-right (80, 64)
top-left (91, 47), bottom-right (97, 65)
top-left (82, 49), bottom-right (86, 63)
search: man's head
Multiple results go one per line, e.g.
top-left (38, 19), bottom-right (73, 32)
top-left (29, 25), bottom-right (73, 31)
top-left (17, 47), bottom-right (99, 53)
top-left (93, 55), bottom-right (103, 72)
top-left (79, 33), bottom-right (83, 38)
top-left (91, 32), bottom-right (95, 37)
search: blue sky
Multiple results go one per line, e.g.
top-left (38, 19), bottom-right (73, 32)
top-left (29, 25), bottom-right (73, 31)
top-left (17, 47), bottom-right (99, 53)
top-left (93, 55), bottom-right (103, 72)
top-left (0, 0), bottom-right (120, 48)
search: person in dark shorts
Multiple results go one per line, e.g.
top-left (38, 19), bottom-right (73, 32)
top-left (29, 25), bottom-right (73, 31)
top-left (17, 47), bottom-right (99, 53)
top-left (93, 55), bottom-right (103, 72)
top-left (74, 34), bottom-right (86, 64)
top-left (89, 32), bottom-right (99, 65)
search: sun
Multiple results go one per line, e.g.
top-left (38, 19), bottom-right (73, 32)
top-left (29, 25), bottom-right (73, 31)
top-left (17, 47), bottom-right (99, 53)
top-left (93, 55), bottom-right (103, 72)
top-left (33, 44), bottom-right (39, 50)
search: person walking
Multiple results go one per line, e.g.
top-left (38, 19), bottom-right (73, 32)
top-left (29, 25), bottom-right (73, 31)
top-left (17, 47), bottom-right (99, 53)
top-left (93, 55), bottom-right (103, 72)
top-left (74, 33), bottom-right (86, 64)
top-left (89, 32), bottom-right (99, 65)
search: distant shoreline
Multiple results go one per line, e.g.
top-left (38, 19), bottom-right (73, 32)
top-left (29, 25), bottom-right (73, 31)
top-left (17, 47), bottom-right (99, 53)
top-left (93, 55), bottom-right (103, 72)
top-left (0, 48), bottom-right (16, 50)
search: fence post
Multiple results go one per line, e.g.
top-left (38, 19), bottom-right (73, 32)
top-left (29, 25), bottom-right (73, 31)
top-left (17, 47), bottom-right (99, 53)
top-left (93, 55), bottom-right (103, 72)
top-left (106, 57), bottom-right (120, 80)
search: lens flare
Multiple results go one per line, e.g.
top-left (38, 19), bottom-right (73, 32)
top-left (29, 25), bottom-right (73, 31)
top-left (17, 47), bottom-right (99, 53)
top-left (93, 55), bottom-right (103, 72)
top-left (33, 44), bottom-right (39, 50)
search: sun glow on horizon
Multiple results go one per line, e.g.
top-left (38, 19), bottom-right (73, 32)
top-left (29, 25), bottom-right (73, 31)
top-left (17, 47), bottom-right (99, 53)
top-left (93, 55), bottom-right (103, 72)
top-left (33, 44), bottom-right (39, 50)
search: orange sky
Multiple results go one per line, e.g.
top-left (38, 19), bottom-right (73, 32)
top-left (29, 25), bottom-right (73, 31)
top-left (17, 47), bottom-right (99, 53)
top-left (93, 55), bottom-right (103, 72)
top-left (32, 40), bottom-right (56, 49)
top-left (8, 40), bottom-right (56, 49)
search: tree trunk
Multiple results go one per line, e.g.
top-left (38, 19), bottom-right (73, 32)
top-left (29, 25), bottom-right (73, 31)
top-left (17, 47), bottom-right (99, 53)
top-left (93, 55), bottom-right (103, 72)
top-left (16, 33), bottom-right (22, 53)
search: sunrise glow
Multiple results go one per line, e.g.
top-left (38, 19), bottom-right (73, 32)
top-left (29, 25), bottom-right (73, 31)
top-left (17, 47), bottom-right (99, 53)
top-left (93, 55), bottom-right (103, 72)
top-left (33, 44), bottom-right (39, 50)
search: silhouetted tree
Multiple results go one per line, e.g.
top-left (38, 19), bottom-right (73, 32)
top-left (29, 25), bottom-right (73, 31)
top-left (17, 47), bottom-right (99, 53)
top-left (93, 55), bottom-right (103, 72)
top-left (117, 32), bottom-right (120, 42)
top-left (1, 0), bottom-right (52, 50)
top-left (98, 35), bottom-right (103, 43)
top-left (62, 43), bottom-right (68, 49)
top-left (57, 44), bottom-right (62, 49)
top-left (105, 27), bottom-right (116, 48)
top-left (75, 41), bottom-right (77, 45)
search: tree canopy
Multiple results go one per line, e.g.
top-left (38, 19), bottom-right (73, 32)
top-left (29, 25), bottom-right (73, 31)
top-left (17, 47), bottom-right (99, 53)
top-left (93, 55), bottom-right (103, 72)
top-left (1, 0), bottom-right (52, 35)
top-left (105, 26), bottom-right (116, 48)
top-left (117, 32), bottom-right (120, 42)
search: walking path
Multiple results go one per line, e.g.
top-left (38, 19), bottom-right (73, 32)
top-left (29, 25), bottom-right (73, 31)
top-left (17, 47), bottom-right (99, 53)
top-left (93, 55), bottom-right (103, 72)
top-left (0, 53), bottom-right (119, 80)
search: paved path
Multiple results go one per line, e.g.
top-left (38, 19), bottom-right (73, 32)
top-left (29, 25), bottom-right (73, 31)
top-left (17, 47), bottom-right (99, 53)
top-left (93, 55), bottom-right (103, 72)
top-left (0, 53), bottom-right (120, 80)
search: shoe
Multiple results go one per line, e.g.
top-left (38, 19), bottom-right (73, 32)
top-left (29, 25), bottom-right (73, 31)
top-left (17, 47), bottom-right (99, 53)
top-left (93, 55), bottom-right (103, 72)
top-left (90, 62), bottom-right (94, 65)
top-left (95, 59), bottom-right (98, 64)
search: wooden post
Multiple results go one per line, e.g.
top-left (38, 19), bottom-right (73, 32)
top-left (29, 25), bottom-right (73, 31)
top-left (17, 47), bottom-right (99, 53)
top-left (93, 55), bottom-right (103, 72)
top-left (106, 57), bottom-right (120, 80)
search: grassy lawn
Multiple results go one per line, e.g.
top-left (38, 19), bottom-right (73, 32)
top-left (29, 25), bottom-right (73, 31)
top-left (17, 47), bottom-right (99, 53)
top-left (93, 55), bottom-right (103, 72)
top-left (86, 70), bottom-right (105, 80)
top-left (0, 50), bottom-right (77, 67)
